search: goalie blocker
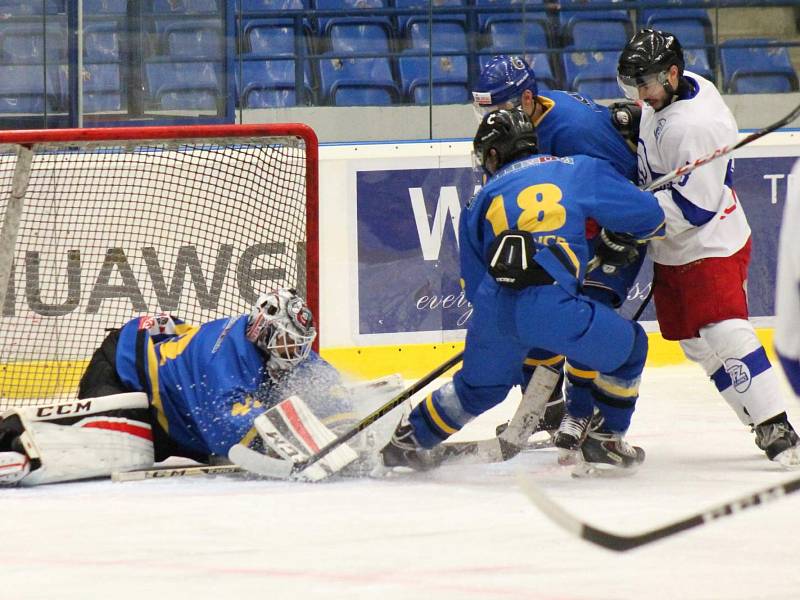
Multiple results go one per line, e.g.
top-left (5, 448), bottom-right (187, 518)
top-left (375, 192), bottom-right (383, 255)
top-left (0, 393), bottom-right (154, 486)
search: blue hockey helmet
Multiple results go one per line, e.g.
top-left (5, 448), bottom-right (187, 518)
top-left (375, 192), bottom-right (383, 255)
top-left (472, 55), bottom-right (538, 114)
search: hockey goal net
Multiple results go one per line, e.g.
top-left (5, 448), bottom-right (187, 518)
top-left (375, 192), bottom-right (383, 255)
top-left (0, 124), bottom-right (318, 410)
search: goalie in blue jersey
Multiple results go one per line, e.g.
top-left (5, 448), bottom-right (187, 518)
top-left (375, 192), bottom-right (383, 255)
top-left (471, 55), bottom-right (649, 459)
top-left (381, 107), bottom-right (666, 475)
top-left (0, 288), bottom-right (363, 486)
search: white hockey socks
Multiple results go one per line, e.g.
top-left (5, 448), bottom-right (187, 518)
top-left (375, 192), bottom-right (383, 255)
top-left (0, 392), bottom-right (154, 486)
top-left (229, 395), bottom-right (358, 482)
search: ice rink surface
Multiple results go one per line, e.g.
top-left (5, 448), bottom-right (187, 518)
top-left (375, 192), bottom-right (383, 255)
top-left (5, 364), bottom-right (800, 600)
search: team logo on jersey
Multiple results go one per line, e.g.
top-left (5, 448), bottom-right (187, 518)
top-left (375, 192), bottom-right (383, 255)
top-left (654, 118), bottom-right (667, 141)
top-left (725, 358), bottom-right (752, 393)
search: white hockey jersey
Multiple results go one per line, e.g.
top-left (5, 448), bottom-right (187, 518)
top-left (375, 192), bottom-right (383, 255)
top-left (637, 71), bottom-right (750, 265)
top-left (775, 158), bottom-right (800, 396)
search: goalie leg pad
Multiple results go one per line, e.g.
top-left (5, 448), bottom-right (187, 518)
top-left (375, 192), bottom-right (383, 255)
top-left (0, 392), bottom-right (154, 486)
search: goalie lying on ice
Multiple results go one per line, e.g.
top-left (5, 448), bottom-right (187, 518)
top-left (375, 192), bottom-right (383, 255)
top-left (0, 288), bottom-right (363, 486)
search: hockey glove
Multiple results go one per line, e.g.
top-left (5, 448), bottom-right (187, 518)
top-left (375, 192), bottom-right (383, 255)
top-left (594, 229), bottom-right (641, 274)
top-left (609, 101), bottom-right (641, 152)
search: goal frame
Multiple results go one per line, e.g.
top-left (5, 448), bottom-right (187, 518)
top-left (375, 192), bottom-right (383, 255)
top-left (0, 122), bottom-right (320, 348)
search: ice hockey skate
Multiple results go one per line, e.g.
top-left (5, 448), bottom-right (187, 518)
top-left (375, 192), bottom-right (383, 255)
top-left (553, 411), bottom-right (593, 466)
top-left (572, 421), bottom-right (645, 478)
top-left (380, 419), bottom-right (440, 472)
top-left (754, 413), bottom-right (800, 469)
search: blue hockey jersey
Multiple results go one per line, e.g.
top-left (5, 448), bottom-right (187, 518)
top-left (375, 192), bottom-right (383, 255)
top-left (114, 315), bottom-right (341, 457)
top-left (460, 154), bottom-right (665, 301)
top-left (536, 91), bottom-right (637, 182)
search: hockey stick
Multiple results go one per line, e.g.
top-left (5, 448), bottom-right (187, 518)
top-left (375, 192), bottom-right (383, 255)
top-left (112, 464), bottom-right (243, 482)
top-left (518, 472), bottom-right (800, 552)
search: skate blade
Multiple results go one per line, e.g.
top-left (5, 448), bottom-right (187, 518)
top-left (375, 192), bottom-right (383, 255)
top-left (571, 457), bottom-right (641, 479)
top-left (557, 448), bottom-right (579, 466)
top-left (773, 446), bottom-right (800, 470)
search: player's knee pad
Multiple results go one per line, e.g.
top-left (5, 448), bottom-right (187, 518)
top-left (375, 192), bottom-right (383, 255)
top-left (0, 392), bottom-right (154, 486)
top-left (564, 361), bottom-right (597, 418)
top-left (409, 380), bottom-right (477, 448)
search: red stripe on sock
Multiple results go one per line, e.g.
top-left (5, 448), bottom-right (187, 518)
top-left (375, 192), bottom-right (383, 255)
top-left (82, 421), bottom-right (153, 441)
top-left (279, 401), bottom-right (320, 453)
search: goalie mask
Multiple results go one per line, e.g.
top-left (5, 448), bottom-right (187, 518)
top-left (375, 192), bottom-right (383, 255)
top-left (246, 289), bottom-right (316, 372)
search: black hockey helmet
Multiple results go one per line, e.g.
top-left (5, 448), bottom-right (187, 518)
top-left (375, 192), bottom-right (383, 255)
top-left (617, 29), bottom-right (684, 99)
top-left (473, 107), bottom-right (539, 176)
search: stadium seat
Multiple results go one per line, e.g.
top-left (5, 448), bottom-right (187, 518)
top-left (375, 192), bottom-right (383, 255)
top-left (238, 58), bottom-right (313, 107)
top-left (152, 0), bottom-right (219, 14)
top-left (246, 22), bottom-right (296, 56)
top-left (164, 21), bottom-right (222, 58)
top-left (562, 47), bottom-right (621, 99)
top-left (145, 59), bottom-right (220, 110)
top-left (394, 0), bottom-right (467, 38)
top-left (329, 21), bottom-right (391, 54)
top-left (475, 0), bottom-right (547, 34)
top-left (407, 20), bottom-right (467, 52)
top-left (720, 39), bottom-right (799, 94)
top-left (0, 22), bottom-right (66, 64)
top-left (239, 0), bottom-right (310, 33)
top-left (485, 18), bottom-right (549, 54)
top-left (83, 0), bottom-right (127, 14)
top-left (0, 0), bottom-right (63, 15)
top-left (72, 62), bottom-right (124, 112)
top-left (313, 0), bottom-right (391, 37)
top-left (318, 56), bottom-right (398, 105)
top-left (84, 23), bottom-right (121, 63)
top-left (398, 54), bottom-right (469, 104)
top-left (0, 64), bottom-right (59, 112)
top-left (570, 19), bottom-right (629, 50)
top-left (637, 5), bottom-right (711, 43)
top-left (683, 48), bottom-right (713, 82)
top-left (556, 0), bottom-right (631, 47)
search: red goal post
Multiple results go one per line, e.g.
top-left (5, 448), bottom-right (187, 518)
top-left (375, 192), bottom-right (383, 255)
top-left (0, 123), bottom-right (318, 408)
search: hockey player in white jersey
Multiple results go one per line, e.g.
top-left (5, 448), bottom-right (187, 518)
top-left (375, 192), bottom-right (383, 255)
top-left (617, 29), bottom-right (800, 467)
top-left (775, 159), bottom-right (800, 400)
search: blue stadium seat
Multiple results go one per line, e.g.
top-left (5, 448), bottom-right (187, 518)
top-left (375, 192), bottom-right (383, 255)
top-left (313, 0), bottom-right (391, 37)
top-left (55, 62), bottom-right (124, 112)
top-left (0, 64), bottom-right (59, 112)
top-left (0, 22), bottom-right (66, 64)
top-left (238, 58), bottom-right (312, 107)
top-left (152, 0), bottom-right (219, 14)
top-left (720, 39), bottom-right (799, 94)
top-left (475, 0), bottom-right (547, 34)
top-left (246, 21), bottom-right (296, 56)
top-left (0, 0), bottom-right (63, 15)
top-left (84, 23), bottom-right (121, 63)
top-left (239, 0), bottom-right (310, 30)
top-left (562, 47), bottom-right (621, 98)
top-left (485, 18), bottom-right (548, 54)
top-left (318, 56), bottom-right (398, 105)
top-left (684, 47), bottom-right (713, 82)
top-left (637, 4), bottom-right (711, 42)
top-left (557, 0), bottom-right (631, 47)
top-left (329, 21), bottom-right (391, 54)
top-left (570, 18), bottom-right (629, 50)
top-left (478, 52), bottom-right (557, 91)
top-left (164, 21), bottom-right (222, 58)
top-left (83, 0), bottom-right (127, 14)
top-left (398, 54), bottom-right (469, 104)
top-left (407, 20), bottom-right (467, 52)
top-left (394, 0), bottom-right (466, 38)
top-left (145, 59), bottom-right (220, 110)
